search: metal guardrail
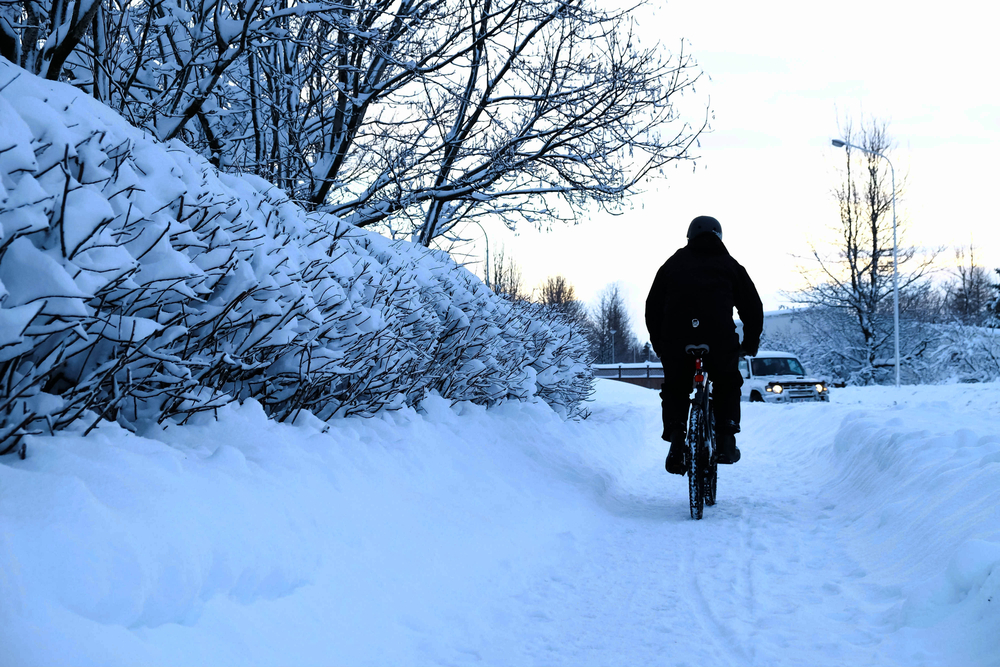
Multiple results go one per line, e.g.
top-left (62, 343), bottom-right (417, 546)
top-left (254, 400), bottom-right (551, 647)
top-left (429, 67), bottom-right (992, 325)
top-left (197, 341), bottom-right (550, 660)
top-left (593, 363), bottom-right (664, 379)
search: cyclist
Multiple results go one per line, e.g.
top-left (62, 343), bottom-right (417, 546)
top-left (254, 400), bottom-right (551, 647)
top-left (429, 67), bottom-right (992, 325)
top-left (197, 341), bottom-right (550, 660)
top-left (645, 216), bottom-right (764, 474)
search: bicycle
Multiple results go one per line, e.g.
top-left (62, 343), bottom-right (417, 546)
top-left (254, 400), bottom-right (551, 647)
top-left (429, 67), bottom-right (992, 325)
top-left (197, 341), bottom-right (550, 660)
top-left (684, 344), bottom-right (718, 519)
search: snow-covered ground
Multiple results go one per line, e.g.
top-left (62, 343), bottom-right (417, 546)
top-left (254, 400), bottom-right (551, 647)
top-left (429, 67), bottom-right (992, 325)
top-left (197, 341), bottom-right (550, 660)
top-left (2, 380), bottom-right (999, 666)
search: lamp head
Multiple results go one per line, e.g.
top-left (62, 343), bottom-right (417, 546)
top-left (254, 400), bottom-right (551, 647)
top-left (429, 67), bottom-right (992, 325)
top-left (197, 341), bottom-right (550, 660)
top-left (831, 139), bottom-right (847, 148)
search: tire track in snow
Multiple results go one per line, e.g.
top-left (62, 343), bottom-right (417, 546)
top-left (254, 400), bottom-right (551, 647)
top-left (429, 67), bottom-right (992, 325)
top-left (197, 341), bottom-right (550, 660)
top-left (681, 535), bottom-right (754, 666)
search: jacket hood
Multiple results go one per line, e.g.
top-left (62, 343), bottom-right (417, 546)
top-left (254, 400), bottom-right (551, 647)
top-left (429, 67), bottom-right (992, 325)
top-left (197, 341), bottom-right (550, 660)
top-left (686, 231), bottom-right (729, 256)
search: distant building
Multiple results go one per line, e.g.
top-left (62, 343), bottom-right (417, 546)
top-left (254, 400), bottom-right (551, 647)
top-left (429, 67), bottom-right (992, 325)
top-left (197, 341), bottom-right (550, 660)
top-left (736, 307), bottom-right (812, 348)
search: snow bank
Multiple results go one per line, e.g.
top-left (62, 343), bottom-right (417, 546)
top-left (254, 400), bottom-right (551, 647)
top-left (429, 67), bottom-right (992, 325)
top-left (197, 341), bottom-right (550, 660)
top-left (0, 390), bottom-right (631, 665)
top-left (0, 61), bottom-right (591, 453)
top-left (821, 384), bottom-right (1000, 663)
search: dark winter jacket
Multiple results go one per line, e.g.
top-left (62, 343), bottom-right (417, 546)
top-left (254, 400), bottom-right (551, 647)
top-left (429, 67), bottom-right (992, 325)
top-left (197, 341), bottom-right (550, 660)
top-left (645, 232), bottom-right (763, 359)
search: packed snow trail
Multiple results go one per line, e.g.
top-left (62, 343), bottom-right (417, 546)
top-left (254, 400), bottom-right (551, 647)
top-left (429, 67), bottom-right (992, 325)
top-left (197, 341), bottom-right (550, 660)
top-left (459, 395), bottom-right (899, 666)
top-left (2, 381), bottom-right (999, 666)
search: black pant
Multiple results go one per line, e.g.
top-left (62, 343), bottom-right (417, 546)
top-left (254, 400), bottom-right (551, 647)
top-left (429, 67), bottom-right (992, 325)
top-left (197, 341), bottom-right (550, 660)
top-left (659, 345), bottom-right (742, 438)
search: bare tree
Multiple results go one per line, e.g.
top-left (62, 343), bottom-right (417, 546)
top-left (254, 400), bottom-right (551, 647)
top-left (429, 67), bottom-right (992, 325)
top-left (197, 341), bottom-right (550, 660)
top-left (265, 0), bottom-right (709, 248)
top-left (490, 244), bottom-right (527, 302)
top-left (592, 282), bottom-right (636, 364)
top-left (789, 116), bottom-right (936, 384)
top-left (2, 0), bottom-right (706, 249)
top-left (2, 0), bottom-right (312, 149)
top-left (537, 275), bottom-right (575, 308)
top-left (1, 0), bottom-right (102, 78)
top-left (944, 244), bottom-right (992, 325)
top-left (536, 274), bottom-right (592, 330)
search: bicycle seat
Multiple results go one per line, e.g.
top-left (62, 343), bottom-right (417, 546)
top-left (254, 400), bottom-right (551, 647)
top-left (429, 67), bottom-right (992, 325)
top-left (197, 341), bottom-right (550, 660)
top-left (684, 344), bottom-right (710, 356)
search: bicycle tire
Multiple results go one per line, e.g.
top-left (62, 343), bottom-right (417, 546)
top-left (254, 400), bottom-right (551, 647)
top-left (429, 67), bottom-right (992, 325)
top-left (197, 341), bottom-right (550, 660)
top-left (706, 399), bottom-right (718, 506)
top-left (687, 401), bottom-right (706, 520)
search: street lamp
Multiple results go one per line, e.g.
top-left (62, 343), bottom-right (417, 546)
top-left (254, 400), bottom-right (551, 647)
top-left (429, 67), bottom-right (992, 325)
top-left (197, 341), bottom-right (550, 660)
top-left (831, 138), bottom-right (900, 388)
top-left (610, 328), bottom-right (617, 365)
top-left (466, 220), bottom-right (490, 287)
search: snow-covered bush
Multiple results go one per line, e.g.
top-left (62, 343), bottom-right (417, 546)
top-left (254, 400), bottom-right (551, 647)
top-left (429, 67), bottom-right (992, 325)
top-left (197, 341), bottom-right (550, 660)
top-left (921, 324), bottom-right (1000, 384)
top-left (0, 63), bottom-right (592, 454)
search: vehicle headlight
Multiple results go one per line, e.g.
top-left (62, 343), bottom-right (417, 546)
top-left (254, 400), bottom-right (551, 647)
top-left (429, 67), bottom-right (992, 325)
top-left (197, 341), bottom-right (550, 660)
top-left (769, 384), bottom-right (783, 394)
top-left (815, 383), bottom-right (826, 393)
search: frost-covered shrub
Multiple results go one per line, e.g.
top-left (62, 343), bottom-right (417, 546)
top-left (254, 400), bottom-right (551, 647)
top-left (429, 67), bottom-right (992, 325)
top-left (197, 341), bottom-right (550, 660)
top-left (507, 301), bottom-right (593, 417)
top-left (0, 63), bottom-right (592, 454)
top-left (921, 324), bottom-right (1000, 384)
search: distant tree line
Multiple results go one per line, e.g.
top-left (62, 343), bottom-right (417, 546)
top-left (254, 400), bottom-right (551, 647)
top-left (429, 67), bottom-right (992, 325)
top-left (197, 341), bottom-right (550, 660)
top-left (487, 246), bottom-right (653, 365)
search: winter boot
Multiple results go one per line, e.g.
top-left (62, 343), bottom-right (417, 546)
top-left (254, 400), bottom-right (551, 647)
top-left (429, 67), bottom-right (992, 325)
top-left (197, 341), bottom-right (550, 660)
top-left (716, 430), bottom-right (741, 464)
top-left (715, 419), bottom-right (742, 464)
top-left (664, 425), bottom-right (688, 475)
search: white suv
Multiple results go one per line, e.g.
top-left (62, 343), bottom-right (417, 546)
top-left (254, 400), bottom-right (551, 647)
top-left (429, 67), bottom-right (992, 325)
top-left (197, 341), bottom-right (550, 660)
top-left (739, 350), bottom-right (830, 403)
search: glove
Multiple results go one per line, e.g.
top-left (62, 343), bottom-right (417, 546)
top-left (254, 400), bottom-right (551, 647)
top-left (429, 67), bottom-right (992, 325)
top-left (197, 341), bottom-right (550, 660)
top-left (740, 341), bottom-right (759, 357)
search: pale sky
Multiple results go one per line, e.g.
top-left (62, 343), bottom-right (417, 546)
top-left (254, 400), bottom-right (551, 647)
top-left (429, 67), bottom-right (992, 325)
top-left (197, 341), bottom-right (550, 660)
top-left (465, 0), bottom-right (1000, 343)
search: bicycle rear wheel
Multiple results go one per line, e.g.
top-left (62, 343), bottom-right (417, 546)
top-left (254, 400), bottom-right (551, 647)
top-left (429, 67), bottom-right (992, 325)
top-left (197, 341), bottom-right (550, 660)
top-left (687, 403), bottom-right (706, 519)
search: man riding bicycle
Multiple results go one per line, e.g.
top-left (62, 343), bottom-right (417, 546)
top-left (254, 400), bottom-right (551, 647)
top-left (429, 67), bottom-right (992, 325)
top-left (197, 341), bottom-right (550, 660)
top-left (645, 216), bottom-right (764, 474)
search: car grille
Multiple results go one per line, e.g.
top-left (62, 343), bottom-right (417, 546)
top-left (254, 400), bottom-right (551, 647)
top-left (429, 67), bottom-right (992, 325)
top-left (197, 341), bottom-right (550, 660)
top-left (783, 383), bottom-right (817, 399)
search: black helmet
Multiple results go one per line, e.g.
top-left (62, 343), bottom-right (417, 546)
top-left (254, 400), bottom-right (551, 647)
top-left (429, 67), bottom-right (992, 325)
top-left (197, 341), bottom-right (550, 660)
top-left (687, 215), bottom-right (722, 240)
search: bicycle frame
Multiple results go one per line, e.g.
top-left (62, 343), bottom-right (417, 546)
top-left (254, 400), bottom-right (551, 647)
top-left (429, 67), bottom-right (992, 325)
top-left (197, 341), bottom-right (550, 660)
top-left (688, 353), bottom-right (715, 460)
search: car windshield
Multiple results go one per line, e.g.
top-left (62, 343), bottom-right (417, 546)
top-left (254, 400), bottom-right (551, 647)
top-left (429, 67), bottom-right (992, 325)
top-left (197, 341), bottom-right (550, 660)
top-left (751, 357), bottom-right (805, 376)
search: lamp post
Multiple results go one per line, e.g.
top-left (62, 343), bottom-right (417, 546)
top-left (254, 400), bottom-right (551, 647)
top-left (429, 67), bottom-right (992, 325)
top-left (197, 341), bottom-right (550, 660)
top-left (831, 138), bottom-right (900, 388)
top-left (466, 220), bottom-right (490, 287)
top-left (610, 328), bottom-right (617, 365)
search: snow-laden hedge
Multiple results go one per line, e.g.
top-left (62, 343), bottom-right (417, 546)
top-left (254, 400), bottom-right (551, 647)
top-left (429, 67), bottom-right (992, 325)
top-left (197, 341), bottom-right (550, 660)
top-left (0, 63), bottom-right (592, 454)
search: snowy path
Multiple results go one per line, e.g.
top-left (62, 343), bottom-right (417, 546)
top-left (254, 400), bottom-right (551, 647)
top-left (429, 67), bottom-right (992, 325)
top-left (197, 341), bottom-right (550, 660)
top-left (457, 395), bottom-right (909, 666)
top-left (2, 381), bottom-right (999, 666)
